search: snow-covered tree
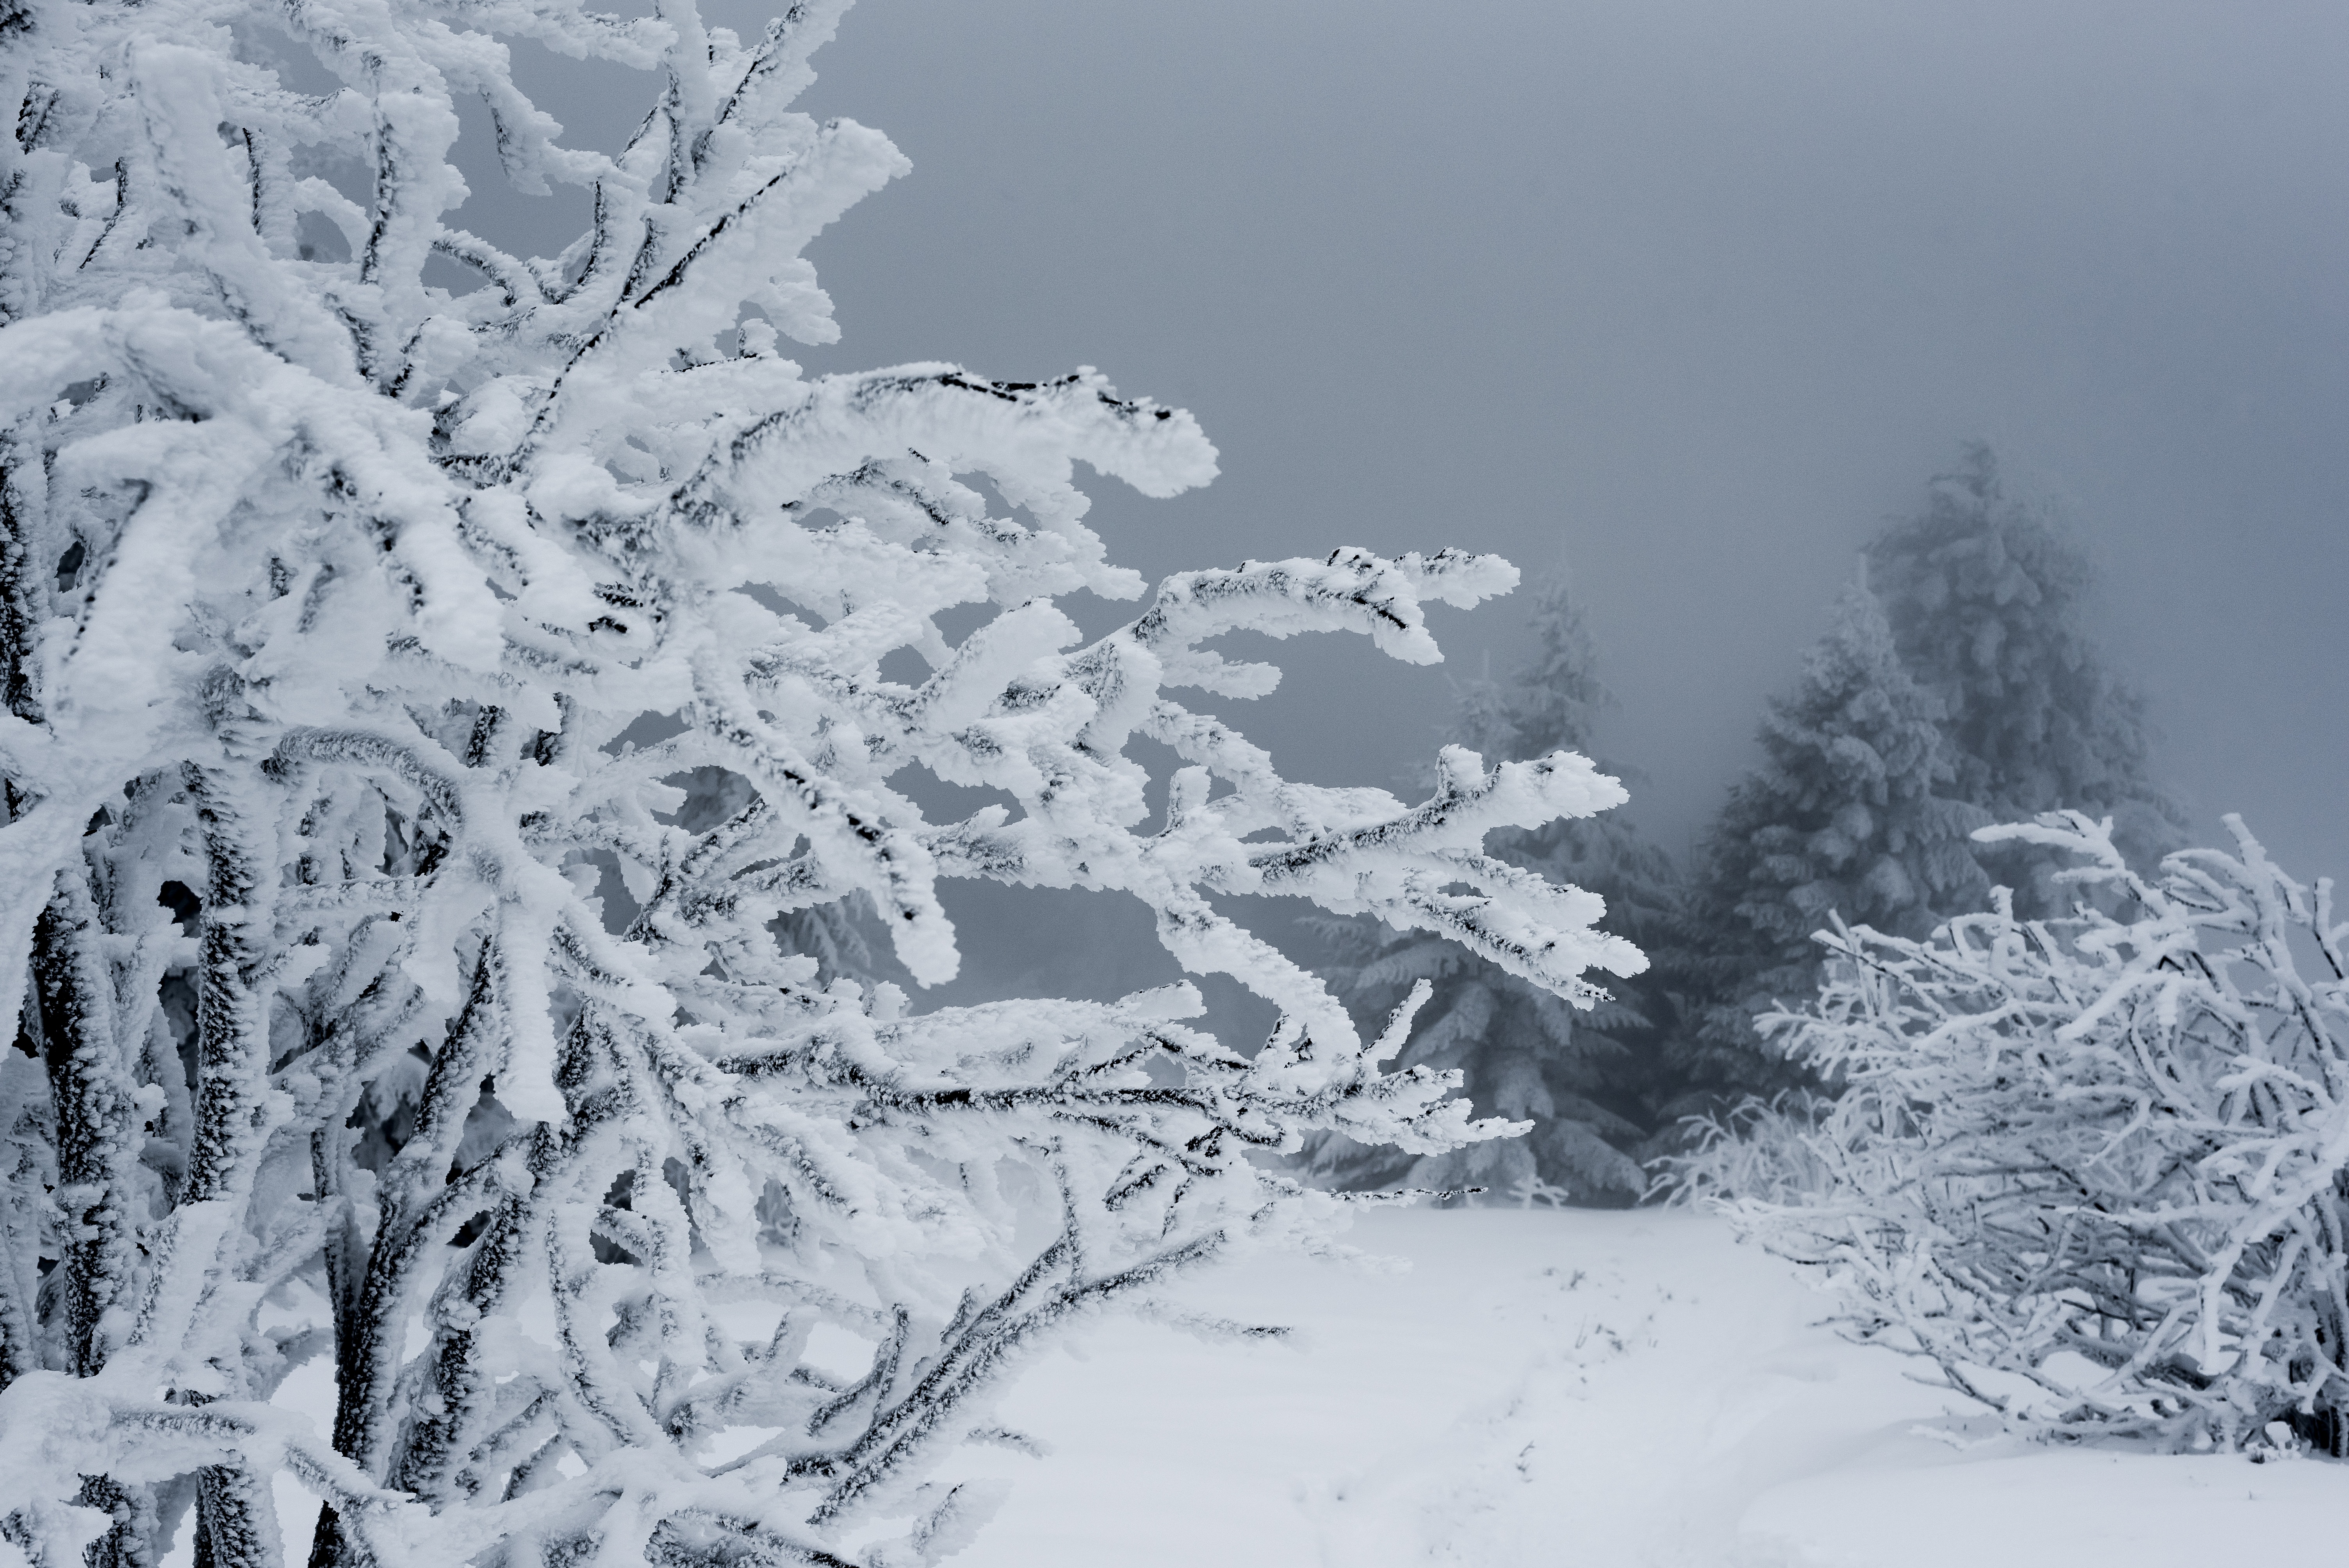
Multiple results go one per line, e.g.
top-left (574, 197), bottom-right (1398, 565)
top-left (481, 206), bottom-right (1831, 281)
top-left (1657, 451), bottom-right (2180, 1140)
top-left (1664, 583), bottom-right (1987, 1110)
top-left (1301, 579), bottom-right (1671, 1205)
top-left (1865, 445), bottom-right (2181, 906)
top-left (0, 4), bottom-right (1645, 1567)
top-left (1728, 813), bottom-right (2349, 1456)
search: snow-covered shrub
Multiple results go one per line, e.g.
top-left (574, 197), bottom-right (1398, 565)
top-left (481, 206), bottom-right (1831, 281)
top-left (1725, 812), bottom-right (2349, 1453)
top-left (1646, 1092), bottom-right (1833, 1208)
top-left (0, 2), bottom-right (1646, 1566)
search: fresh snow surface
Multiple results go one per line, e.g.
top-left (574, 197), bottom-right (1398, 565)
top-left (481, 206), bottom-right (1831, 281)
top-left (927, 1207), bottom-right (2348, 1567)
top-left (228, 1207), bottom-right (2347, 1568)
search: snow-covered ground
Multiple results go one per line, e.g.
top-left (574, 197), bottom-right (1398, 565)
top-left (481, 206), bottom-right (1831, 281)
top-left (242, 1206), bottom-right (2345, 1567)
top-left (936, 1207), bottom-right (2347, 1567)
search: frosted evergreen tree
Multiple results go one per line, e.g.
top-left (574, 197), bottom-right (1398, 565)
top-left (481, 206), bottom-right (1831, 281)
top-left (1662, 451), bottom-right (2180, 1123)
top-left (1665, 583), bottom-right (1986, 1108)
top-left (1865, 445), bottom-right (2182, 908)
top-left (1302, 579), bottom-right (1672, 1205)
top-left (0, 4), bottom-right (1645, 1568)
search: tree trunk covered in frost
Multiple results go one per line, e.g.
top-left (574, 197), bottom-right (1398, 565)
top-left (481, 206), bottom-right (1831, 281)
top-left (0, 1), bottom-right (1647, 1565)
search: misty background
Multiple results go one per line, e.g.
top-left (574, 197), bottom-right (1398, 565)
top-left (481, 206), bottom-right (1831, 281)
top-left (446, 0), bottom-right (2349, 1008)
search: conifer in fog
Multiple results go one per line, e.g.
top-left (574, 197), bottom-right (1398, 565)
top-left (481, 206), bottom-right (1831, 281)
top-left (1666, 584), bottom-right (1986, 1108)
top-left (1304, 581), bottom-right (1671, 1204)
top-left (1667, 451), bottom-right (2175, 1106)
top-left (0, 2), bottom-right (1644, 1565)
top-left (1865, 444), bottom-right (2181, 907)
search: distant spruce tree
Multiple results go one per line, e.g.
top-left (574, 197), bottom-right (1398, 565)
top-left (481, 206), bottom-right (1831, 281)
top-left (1864, 445), bottom-right (2183, 910)
top-left (1661, 449), bottom-right (2180, 1118)
top-left (1302, 579), bottom-right (1678, 1204)
top-left (1661, 581), bottom-right (1989, 1114)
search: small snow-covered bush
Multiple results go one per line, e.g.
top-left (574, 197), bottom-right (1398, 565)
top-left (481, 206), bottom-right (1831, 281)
top-left (1724, 812), bottom-right (2349, 1453)
top-left (0, 2), bottom-right (1645, 1566)
top-left (1647, 1092), bottom-right (1833, 1209)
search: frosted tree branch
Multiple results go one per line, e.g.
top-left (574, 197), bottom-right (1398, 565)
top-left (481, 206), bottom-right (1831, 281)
top-left (0, 2), bottom-right (1645, 1563)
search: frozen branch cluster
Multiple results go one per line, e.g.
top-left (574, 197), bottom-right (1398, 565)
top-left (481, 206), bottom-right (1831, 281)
top-left (0, 0), bottom-right (1643, 1564)
top-left (1726, 813), bottom-right (2349, 1452)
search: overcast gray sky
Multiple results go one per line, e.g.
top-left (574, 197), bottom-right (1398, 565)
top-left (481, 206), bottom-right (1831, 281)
top-left (475, 0), bottom-right (2349, 998)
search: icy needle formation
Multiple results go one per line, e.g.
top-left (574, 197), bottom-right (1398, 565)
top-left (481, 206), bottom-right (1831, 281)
top-left (0, 2), bottom-right (1642, 1564)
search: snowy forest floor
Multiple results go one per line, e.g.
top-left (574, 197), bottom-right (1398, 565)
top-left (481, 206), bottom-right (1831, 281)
top-left (934, 1208), bottom-right (2346, 1567)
